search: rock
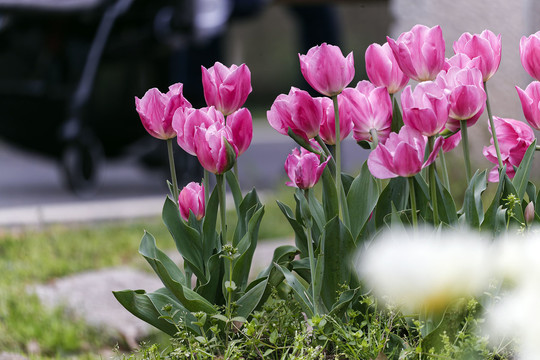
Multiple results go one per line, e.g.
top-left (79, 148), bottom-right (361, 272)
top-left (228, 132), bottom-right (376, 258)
top-left (0, 353), bottom-right (27, 360)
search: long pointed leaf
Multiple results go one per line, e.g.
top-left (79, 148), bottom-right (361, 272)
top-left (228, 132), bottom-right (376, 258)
top-left (462, 170), bottom-right (487, 229)
top-left (512, 140), bottom-right (536, 200)
top-left (276, 200), bottom-right (308, 256)
top-left (347, 162), bottom-right (379, 241)
top-left (225, 170), bottom-right (243, 213)
top-left (276, 264), bottom-right (314, 317)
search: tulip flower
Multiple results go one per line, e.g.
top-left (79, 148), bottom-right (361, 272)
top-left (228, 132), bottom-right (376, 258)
top-left (453, 30), bottom-right (502, 82)
top-left (483, 117), bottom-right (535, 182)
top-left (435, 66), bottom-right (486, 124)
top-left (299, 43), bottom-right (355, 97)
top-left (365, 42), bottom-right (409, 94)
top-left (386, 24), bottom-right (445, 82)
top-left (173, 106), bottom-right (223, 155)
top-left (193, 122), bottom-right (238, 175)
top-left (318, 95), bottom-right (353, 145)
top-left (135, 83), bottom-right (191, 140)
top-left (267, 87), bottom-right (322, 141)
top-left (516, 82), bottom-right (540, 131)
top-left (341, 81), bottom-right (392, 144)
top-left (201, 62), bottom-right (252, 116)
top-left (367, 126), bottom-right (443, 179)
top-left (178, 182), bottom-right (205, 221)
top-left (520, 31), bottom-right (540, 81)
top-left (443, 53), bottom-right (480, 72)
top-left (401, 81), bottom-right (449, 137)
top-left (442, 131), bottom-right (461, 153)
top-left (226, 108), bottom-right (253, 156)
top-left (284, 148), bottom-right (330, 189)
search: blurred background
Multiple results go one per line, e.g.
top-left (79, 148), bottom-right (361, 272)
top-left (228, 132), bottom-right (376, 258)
top-left (0, 0), bottom-right (537, 221)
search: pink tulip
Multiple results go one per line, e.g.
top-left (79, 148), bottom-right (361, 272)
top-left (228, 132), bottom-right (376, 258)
top-left (299, 43), bottom-right (355, 96)
top-left (173, 106), bottom-right (223, 155)
top-left (178, 182), bottom-right (205, 221)
top-left (135, 83), bottom-right (191, 140)
top-left (520, 31), bottom-right (540, 81)
top-left (367, 126), bottom-right (443, 179)
top-left (435, 66), bottom-right (486, 123)
top-left (342, 81), bottom-right (392, 144)
top-left (453, 30), bottom-right (502, 82)
top-left (516, 81), bottom-right (540, 131)
top-left (226, 108), bottom-right (253, 156)
top-left (442, 131), bottom-right (461, 153)
top-left (201, 62), bottom-right (252, 116)
top-left (483, 117), bottom-right (535, 182)
top-left (401, 81), bottom-right (449, 137)
top-left (365, 42), bottom-right (409, 94)
top-left (443, 53), bottom-right (480, 71)
top-left (386, 24), bottom-right (445, 82)
top-left (284, 148), bottom-right (330, 189)
top-left (267, 87), bottom-right (322, 140)
top-left (318, 95), bottom-right (353, 145)
top-left (193, 122), bottom-right (238, 175)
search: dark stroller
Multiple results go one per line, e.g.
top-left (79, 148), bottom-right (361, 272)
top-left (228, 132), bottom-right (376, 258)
top-left (0, 0), bottom-right (221, 195)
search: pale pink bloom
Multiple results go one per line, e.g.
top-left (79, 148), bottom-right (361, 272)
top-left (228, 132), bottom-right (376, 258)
top-left (284, 148), bottom-right (330, 189)
top-left (267, 87), bottom-right (322, 140)
top-left (401, 81), bottom-right (449, 137)
top-left (135, 83), bottom-right (191, 140)
top-left (516, 81), bottom-right (540, 130)
top-left (299, 43), bottom-right (355, 96)
top-left (193, 122), bottom-right (238, 175)
top-left (483, 117), bottom-right (535, 182)
top-left (178, 182), bottom-right (205, 221)
top-left (386, 24), bottom-right (445, 82)
top-left (520, 31), bottom-right (540, 81)
top-left (318, 94), bottom-right (354, 145)
top-left (365, 42), bottom-right (409, 94)
top-left (435, 66), bottom-right (486, 123)
top-left (226, 108), bottom-right (253, 156)
top-left (443, 53), bottom-right (480, 71)
top-left (342, 81), bottom-right (392, 144)
top-left (173, 106), bottom-right (223, 155)
top-left (367, 126), bottom-right (443, 179)
top-left (201, 62), bottom-right (252, 116)
top-left (453, 30), bottom-right (502, 82)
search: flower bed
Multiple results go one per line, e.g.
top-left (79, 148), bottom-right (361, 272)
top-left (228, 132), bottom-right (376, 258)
top-left (115, 24), bottom-right (540, 359)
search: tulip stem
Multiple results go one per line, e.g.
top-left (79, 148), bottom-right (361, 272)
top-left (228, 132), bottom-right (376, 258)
top-left (369, 129), bottom-right (383, 193)
top-left (166, 139), bottom-right (179, 204)
top-left (216, 174), bottom-right (227, 245)
top-left (438, 148), bottom-right (451, 195)
top-left (315, 135), bottom-right (337, 176)
top-left (484, 81), bottom-right (504, 169)
top-left (428, 137), bottom-right (440, 226)
top-left (203, 169), bottom-right (210, 206)
top-left (460, 120), bottom-right (472, 184)
top-left (408, 177), bottom-right (418, 229)
top-left (304, 188), bottom-right (319, 316)
top-left (332, 95), bottom-right (346, 223)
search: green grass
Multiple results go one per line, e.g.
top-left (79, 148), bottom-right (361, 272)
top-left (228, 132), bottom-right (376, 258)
top-left (0, 189), bottom-right (295, 358)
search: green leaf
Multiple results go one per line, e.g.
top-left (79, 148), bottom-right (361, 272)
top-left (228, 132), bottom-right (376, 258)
top-left (462, 170), bottom-right (487, 229)
top-left (347, 162), bottom-right (379, 241)
top-left (375, 177), bottom-right (408, 229)
top-left (147, 289), bottom-right (199, 334)
top-left (422, 299), bottom-right (468, 352)
top-left (276, 200), bottom-right (308, 257)
top-left (526, 182), bottom-right (537, 203)
top-left (225, 170), bottom-right (243, 214)
top-left (233, 189), bottom-right (262, 247)
top-left (162, 197), bottom-right (205, 279)
top-left (321, 216), bottom-right (355, 311)
top-left (139, 232), bottom-right (217, 314)
top-left (412, 174), bottom-right (431, 222)
top-left (196, 251), bottom-right (225, 306)
top-left (512, 139), bottom-right (536, 200)
top-left (202, 186), bottom-right (220, 261)
top-left (235, 278), bottom-right (269, 318)
top-left (257, 245), bottom-right (300, 279)
top-left (275, 264), bottom-right (314, 317)
top-left (329, 288), bottom-right (361, 319)
top-left (322, 166), bottom-right (339, 222)
top-left (502, 175), bottom-right (525, 226)
top-left (391, 96), bottom-right (404, 133)
top-left (113, 289), bottom-right (179, 336)
top-left (434, 172), bottom-right (457, 225)
top-left (482, 167), bottom-right (507, 233)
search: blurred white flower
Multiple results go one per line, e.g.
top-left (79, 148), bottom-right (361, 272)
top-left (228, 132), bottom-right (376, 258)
top-left (355, 228), bottom-right (493, 312)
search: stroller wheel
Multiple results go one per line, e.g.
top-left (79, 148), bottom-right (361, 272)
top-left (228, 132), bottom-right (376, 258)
top-left (61, 135), bottom-right (103, 197)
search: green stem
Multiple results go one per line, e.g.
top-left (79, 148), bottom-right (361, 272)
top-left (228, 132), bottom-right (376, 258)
top-left (428, 137), bottom-right (439, 226)
top-left (460, 120), bottom-right (472, 184)
top-left (484, 81), bottom-right (504, 169)
top-left (216, 174), bottom-right (227, 245)
top-left (332, 95), bottom-right (343, 221)
top-left (227, 255), bottom-right (233, 318)
top-left (304, 189), bottom-right (319, 316)
top-left (408, 177), bottom-right (418, 229)
top-left (315, 135), bottom-right (336, 175)
top-left (438, 148), bottom-right (451, 195)
top-left (167, 139), bottom-right (179, 204)
top-left (370, 129), bottom-right (383, 193)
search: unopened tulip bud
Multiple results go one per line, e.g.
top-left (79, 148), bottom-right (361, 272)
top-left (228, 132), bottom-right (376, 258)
top-left (178, 182), bottom-right (205, 221)
top-left (525, 201), bottom-right (535, 225)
